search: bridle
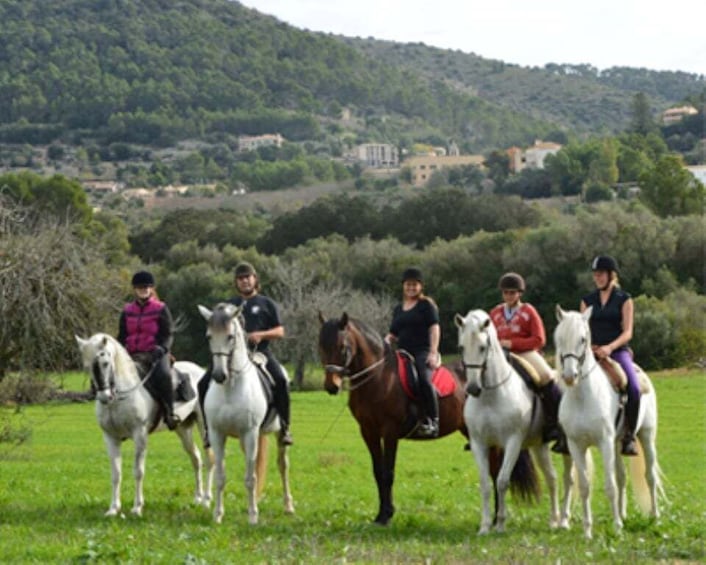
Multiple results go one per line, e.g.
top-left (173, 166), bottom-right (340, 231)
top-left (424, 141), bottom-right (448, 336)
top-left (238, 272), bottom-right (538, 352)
top-left (558, 330), bottom-right (598, 381)
top-left (324, 327), bottom-right (384, 391)
top-left (91, 346), bottom-right (155, 402)
top-left (461, 336), bottom-right (513, 392)
top-left (209, 318), bottom-right (251, 380)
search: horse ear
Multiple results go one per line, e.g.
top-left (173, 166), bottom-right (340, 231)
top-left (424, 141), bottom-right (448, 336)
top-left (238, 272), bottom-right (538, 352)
top-left (582, 305), bottom-right (593, 322)
top-left (340, 312), bottom-right (349, 329)
top-left (75, 335), bottom-right (87, 349)
top-left (318, 311), bottom-right (325, 325)
top-left (454, 313), bottom-right (464, 328)
top-left (482, 316), bottom-right (491, 329)
top-left (198, 305), bottom-right (213, 321)
top-left (101, 336), bottom-right (108, 347)
top-left (555, 304), bottom-right (565, 321)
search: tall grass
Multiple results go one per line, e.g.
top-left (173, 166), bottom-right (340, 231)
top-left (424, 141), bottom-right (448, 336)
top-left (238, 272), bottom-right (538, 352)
top-left (0, 370), bottom-right (704, 563)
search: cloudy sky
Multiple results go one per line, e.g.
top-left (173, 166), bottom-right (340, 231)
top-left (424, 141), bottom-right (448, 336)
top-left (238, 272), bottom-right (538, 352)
top-left (239, 0), bottom-right (705, 75)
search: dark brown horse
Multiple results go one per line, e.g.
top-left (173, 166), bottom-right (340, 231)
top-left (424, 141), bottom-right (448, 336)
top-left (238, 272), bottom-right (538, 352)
top-left (318, 312), bottom-right (538, 526)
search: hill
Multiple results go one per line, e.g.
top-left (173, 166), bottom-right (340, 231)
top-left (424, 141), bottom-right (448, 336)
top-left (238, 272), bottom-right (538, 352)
top-left (1, 0), bottom-right (702, 156)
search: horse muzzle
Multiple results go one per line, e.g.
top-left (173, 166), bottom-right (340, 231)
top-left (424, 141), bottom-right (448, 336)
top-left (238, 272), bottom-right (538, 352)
top-left (212, 368), bottom-right (227, 384)
top-left (324, 373), bottom-right (342, 395)
top-left (466, 382), bottom-right (481, 397)
top-left (96, 389), bottom-right (114, 404)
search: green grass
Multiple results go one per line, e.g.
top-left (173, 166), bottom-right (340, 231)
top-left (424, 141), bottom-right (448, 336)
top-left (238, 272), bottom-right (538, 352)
top-left (0, 369), bottom-right (704, 563)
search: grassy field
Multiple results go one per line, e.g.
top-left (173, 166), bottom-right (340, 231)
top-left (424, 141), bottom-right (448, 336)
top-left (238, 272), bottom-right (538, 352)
top-left (0, 369), bottom-right (704, 564)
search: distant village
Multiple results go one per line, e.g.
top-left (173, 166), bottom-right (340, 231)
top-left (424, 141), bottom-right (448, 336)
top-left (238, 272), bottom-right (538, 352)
top-left (72, 103), bottom-right (706, 201)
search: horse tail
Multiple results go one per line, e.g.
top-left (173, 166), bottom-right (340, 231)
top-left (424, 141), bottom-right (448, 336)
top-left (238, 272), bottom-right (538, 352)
top-left (256, 434), bottom-right (269, 500)
top-left (508, 449), bottom-right (541, 504)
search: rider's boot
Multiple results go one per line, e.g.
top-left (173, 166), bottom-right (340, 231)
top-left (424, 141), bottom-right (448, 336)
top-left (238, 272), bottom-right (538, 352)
top-left (539, 381), bottom-right (562, 443)
top-left (621, 393), bottom-right (640, 456)
top-left (274, 382), bottom-right (293, 446)
top-left (154, 357), bottom-right (179, 431)
top-left (418, 378), bottom-right (439, 438)
top-left (197, 367), bottom-right (212, 447)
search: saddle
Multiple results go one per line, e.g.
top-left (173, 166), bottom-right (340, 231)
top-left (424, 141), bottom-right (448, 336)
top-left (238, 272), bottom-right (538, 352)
top-left (597, 356), bottom-right (651, 394)
top-left (508, 352), bottom-right (542, 389)
top-left (250, 352), bottom-right (277, 427)
top-left (396, 350), bottom-right (457, 400)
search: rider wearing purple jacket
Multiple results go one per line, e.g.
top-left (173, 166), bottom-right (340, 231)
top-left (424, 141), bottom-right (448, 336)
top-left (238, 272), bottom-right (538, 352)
top-left (118, 270), bottom-right (178, 430)
top-left (580, 256), bottom-right (639, 456)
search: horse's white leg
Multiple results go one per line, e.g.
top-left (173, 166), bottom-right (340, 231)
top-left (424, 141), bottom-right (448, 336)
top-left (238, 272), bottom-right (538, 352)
top-left (614, 443), bottom-right (628, 520)
top-left (470, 438), bottom-right (493, 535)
top-left (131, 431), bottom-right (148, 517)
top-left (494, 437), bottom-right (523, 534)
top-left (568, 441), bottom-right (593, 539)
top-left (104, 434), bottom-right (122, 517)
top-left (559, 454), bottom-right (574, 529)
top-left (211, 432), bottom-right (227, 524)
top-left (639, 429), bottom-right (661, 518)
top-left (533, 445), bottom-right (560, 528)
top-left (240, 431), bottom-right (260, 525)
top-left (277, 442), bottom-right (294, 515)
top-left (599, 437), bottom-right (622, 533)
top-left (175, 425), bottom-right (204, 505)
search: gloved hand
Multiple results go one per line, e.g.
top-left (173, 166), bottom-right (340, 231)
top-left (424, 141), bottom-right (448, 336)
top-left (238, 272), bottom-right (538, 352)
top-left (151, 346), bottom-right (165, 363)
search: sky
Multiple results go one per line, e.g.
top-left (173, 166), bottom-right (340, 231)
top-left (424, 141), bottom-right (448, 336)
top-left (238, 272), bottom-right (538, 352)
top-left (238, 0), bottom-right (705, 75)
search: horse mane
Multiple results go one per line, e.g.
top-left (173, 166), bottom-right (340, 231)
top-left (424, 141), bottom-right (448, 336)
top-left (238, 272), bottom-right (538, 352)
top-left (348, 317), bottom-right (385, 358)
top-left (95, 333), bottom-right (139, 381)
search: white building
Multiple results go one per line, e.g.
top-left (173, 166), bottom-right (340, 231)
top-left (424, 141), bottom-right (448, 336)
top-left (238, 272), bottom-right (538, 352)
top-left (238, 133), bottom-right (285, 152)
top-left (354, 143), bottom-right (399, 168)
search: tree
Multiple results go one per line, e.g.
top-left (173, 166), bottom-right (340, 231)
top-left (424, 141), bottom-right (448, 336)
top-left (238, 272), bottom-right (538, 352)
top-left (629, 92), bottom-right (656, 135)
top-left (639, 154), bottom-right (705, 216)
top-left (0, 195), bottom-right (123, 378)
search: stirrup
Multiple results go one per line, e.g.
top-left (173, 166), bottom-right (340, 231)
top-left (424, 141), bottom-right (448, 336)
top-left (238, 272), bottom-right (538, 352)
top-left (621, 436), bottom-right (638, 456)
top-left (418, 419), bottom-right (439, 438)
top-left (279, 428), bottom-right (294, 446)
top-left (551, 434), bottom-right (570, 454)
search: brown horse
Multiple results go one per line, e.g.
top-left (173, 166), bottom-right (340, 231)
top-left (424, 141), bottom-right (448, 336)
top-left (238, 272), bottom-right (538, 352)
top-left (318, 312), bottom-right (539, 526)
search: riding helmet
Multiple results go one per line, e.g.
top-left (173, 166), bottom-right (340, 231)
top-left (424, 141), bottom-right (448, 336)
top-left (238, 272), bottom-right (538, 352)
top-left (498, 272), bottom-right (525, 292)
top-left (591, 255), bottom-right (619, 273)
top-left (402, 267), bottom-right (423, 283)
top-left (234, 261), bottom-right (257, 277)
top-left (131, 270), bottom-right (155, 287)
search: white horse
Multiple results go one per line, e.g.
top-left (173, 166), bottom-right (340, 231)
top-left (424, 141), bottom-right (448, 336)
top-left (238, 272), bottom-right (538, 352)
top-left (455, 309), bottom-right (573, 534)
top-left (553, 306), bottom-right (664, 539)
top-left (198, 303), bottom-right (294, 525)
top-left (75, 333), bottom-right (213, 517)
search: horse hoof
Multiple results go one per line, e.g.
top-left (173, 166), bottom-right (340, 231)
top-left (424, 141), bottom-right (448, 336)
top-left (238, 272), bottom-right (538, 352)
top-left (105, 508), bottom-right (120, 517)
top-left (130, 507), bottom-right (143, 517)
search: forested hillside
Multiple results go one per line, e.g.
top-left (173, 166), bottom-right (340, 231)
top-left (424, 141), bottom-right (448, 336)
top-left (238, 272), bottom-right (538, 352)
top-left (1, 0), bottom-right (702, 153)
top-left (343, 38), bottom-right (705, 133)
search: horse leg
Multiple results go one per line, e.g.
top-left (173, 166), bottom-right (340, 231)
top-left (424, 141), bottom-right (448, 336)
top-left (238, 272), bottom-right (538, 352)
top-left (240, 431), bottom-right (260, 525)
top-left (494, 437), bottom-right (523, 533)
top-left (532, 445), bottom-right (560, 528)
top-left (130, 431), bottom-right (148, 517)
top-left (195, 400), bottom-right (214, 508)
top-left (638, 428), bottom-right (661, 518)
top-left (104, 434), bottom-right (122, 517)
top-left (558, 453), bottom-right (574, 529)
top-left (276, 440), bottom-right (295, 515)
top-left (378, 434), bottom-right (399, 525)
top-left (175, 425), bottom-right (205, 506)
top-left (614, 443), bottom-right (628, 520)
top-left (360, 428), bottom-right (388, 524)
top-left (568, 441), bottom-right (593, 539)
top-left (211, 432), bottom-right (227, 524)
top-left (599, 437), bottom-right (622, 533)
top-left (470, 438), bottom-right (493, 535)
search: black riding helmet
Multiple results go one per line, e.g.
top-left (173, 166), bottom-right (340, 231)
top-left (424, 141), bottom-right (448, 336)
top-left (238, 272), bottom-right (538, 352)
top-left (402, 267), bottom-right (423, 283)
top-left (234, 261), bottom-right (257, 277)
top-left (591, 255), bottom-right (619, 274)
top-left (131, 270), bottom-right (155, 287)
top-left (498, 272), bottom-right (525, 292)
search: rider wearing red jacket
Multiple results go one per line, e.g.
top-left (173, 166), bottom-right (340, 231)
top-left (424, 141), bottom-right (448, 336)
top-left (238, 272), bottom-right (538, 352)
top-left (490, 272), bottom-right (568, 453)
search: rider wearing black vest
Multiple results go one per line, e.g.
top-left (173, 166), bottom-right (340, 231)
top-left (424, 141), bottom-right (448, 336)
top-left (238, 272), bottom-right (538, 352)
top-left (198, 262), bottom-right (293, 446)
top-left (385, 267), bottom-right (440, 438)
top-left (581, 255), bottom-right (640, 456)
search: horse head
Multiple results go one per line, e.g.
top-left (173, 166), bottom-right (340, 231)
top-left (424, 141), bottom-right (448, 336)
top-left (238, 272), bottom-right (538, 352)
top-left (318, 312), bottom-right (352, 395)
top-left (554, 305), bottom-right (593, 386)
top-left (199, 302), bottom-right (248, 384)
top-left (76, 334), bottom-right (117, 404)
top-left (455, 309), bottom-right (497, 397)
